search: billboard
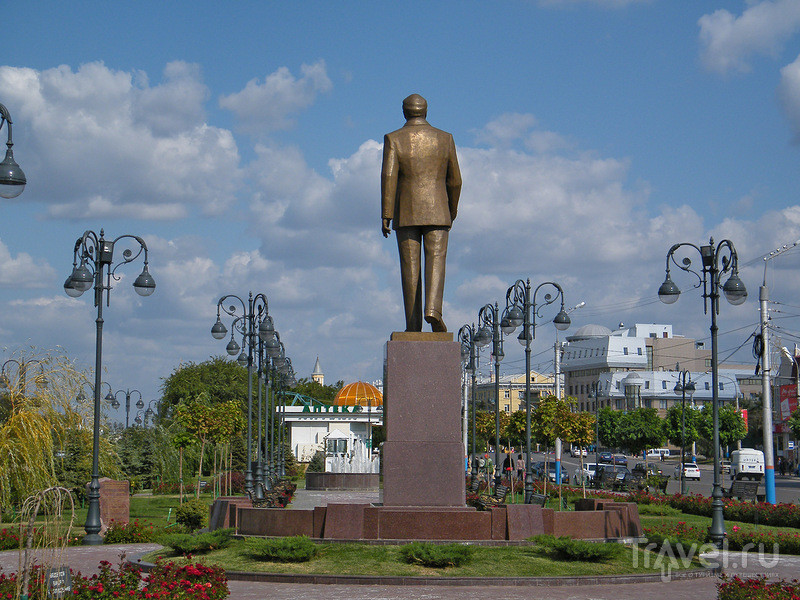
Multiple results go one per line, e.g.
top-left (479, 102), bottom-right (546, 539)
top-left (779, 384), bottom-right (798, 421)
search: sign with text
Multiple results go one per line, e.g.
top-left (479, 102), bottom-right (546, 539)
top-left (779, 384), bottom-right (798, 420)
top-left (46, 566), bottom-right (72, 598)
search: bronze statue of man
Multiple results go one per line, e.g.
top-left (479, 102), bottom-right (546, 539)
top-left (381, 94), bottom-right (462, 332)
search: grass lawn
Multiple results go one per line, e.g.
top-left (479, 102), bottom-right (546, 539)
top-left (141, 540), bottom-right (692, 578)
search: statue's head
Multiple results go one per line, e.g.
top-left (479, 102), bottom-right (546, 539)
top-left (403, 94), bottom-right (427, 119)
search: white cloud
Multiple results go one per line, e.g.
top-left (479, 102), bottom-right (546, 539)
top-left (0, 238), bottom-right (56, 288)
top-left (0, 62), bottom-right (242, 219)
top-left (219, 61), bottom-right (332, 136)
top-left (698, 0), bottom-right (800, 74)
top-left (779, 53), bottom-right (800, 141)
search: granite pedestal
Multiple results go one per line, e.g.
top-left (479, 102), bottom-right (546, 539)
top-left (382, 332), bottom-right (464, 507)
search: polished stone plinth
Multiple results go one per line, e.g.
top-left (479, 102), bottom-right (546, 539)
top-left (382, 335), bottom-right (464, 507)
top-left (305, 472), bottom-right (380, 490)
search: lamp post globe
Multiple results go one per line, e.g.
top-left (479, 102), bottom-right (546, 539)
top-left (0, 103), bottom-right (26, 199)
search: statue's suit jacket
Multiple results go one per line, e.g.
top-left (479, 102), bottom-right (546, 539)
top-left (381, 118), bottom-right (461, 229)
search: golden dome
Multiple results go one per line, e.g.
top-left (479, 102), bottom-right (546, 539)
top-left (333, 382), bottom-right (383, 407)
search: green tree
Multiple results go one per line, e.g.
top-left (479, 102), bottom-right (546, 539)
top-left (503, 410), bottom-right (528, 449)
top-left (699, 403), bottom-right (747, 450)
top-left (176, 395), bottom-right (218, 498)
top-left (615, 408), bottom-right (665, 456)
top-left (597, 407), bottom-right (621, 449)
top-left (566, 411), bottom-right (597, 497)
top-left (160, 357), bottom-right (248, 422)
top-left (789, 408), bottom-right (800, 441)
top-left (663, 403), bottom-right (701, 449)
top-left (531, 395), bottom-right (571, 495)
top-left (474, 410), bottom-right (508, 451)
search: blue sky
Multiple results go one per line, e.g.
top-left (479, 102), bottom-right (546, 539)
top-left (3, 0), bottom-right (800, 422)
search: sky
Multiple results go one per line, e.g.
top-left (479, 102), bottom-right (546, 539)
top-left (3, 0), bottom-right (800, 423)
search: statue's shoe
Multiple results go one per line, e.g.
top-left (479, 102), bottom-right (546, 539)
top-left (425, 313), bottom-right (447, 332)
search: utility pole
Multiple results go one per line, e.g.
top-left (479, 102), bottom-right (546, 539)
top-left (759, 240), bottom-right (798, 504)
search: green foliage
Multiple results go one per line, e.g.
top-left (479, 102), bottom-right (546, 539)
top-left (399, 542), bottom-right (473, 568)
top-left (160, 356), bottom-right (249, 422)
top-left (307, 450), bottom-right (325, 473)
top-left (597, 407), bottom-right (621, 448)
top-left (282, 440), bottom-right (301, 478)
top-left (699, 402), bottom-right (747, 448)
top-left (245, 535), bottom-right (318, 562)
top-left (290, 378), bottom-right (344, 405)
top-left (174, 498), bottom-right (208, 531)
top-left (504, 410), bottom-right (528, 448)
top-left (614, 408), bottom-right (665, 456)
top-left (158, 528), bottom-right (233, 555)
top-left (531, 396), bottom-right (571, 447)
top-left (663, 403), bottom-right (701, 448)
top-left (532, 535), bottom-right (623, 561)
top-left (474, 410), bottom-right (506, 449)
top-left (103, 519), bottom-right (157, 543)
top-left (54, 427), bottom-right (122, 504)
top-left (788, 408), bottom-right (800, 441)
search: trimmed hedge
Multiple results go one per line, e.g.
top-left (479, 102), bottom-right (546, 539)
top-left (244, 536), bottom-right (318, 562)
top-left (399, 542), bottom-right (473, 568)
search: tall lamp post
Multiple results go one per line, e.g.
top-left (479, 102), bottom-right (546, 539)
top-left (503, 279), bottom-right (570, 503)
top-left (211, 292), bottom-right (277, 497)
top-left (0, 358), bottom-right (45, 398)
top-left (475, 303), bottom-right (504, 489)
top-left (105, 388), bottom-right (143, 428)
top-left (0, 103), bottom-right (26, 199)
top-left (673, 367), bottom-right (695, 495)
top-left (64, 229), bottom-right (155, 545)
top-left (458, 324), bottom-right (479, 485)
top-left (144, 400), bottom-right (158, 427)
top-left (658, 236), bottom-right (747, 547)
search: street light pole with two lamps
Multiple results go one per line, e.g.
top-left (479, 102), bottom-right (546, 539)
top-left (64, 229), bottom-right (155, 545)
top-left (658, 236), bottom-right (747, 548)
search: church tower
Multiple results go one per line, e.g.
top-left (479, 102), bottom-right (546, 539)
top-left (311, 356), bottom-right (324, 386)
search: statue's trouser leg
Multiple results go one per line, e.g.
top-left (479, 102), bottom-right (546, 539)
top-left (397, 227), bottom-right (423, 331)
top-left (423, 227), bottom-right (448, 321)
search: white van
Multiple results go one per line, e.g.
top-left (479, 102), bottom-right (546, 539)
top-left (646, 448), bottom-right (670, 458)
top-left (730, 449), bottom-right (765, 481)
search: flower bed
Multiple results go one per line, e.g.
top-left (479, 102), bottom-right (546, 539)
top-left (0, 557), bottom-right (229, 600)
top-left (718, 575), bottom-right (800, 599)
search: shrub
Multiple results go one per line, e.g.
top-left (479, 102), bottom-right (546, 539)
top-left (0, 527), bottom-right (20, 551)
top-left (175, 499), bottom-right (208, 531)
top-left (718, 575), bottom-right (800, 600)
top-left (159, 529), bottom-right (233, 555)
top-left (104, 519), bottom-right (157, 543)
top-left (143, 560), bottom-right (228, 600)
top-left (399, 542), bottom-right (473, 568)
top-left (307, 450), bottom-right (326, 473)
top-left (245, 535), bottom-right (318, 562)
top-left (533, 535), bottom-right (623, 561)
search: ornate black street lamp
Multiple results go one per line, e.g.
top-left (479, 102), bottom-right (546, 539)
top-left (475, 303), bottom-right (504, 489)
top-left (211, 292), bottom-right (276, 497)
top-left (0, 103), bottom-right (26, 199)
top-left (64, 229), bottom-right (155, 545)
top-left (658, 236), bottom-right (747, 547)
top-left (503, 279), bottom-right (570, 503)
top-left (458, 323), bottom-right (479, 486)
top-left (673, 367), bottom-right (696, 495)
top-left (144, 400), bottom-right (158, 427)
top-left (104, 388), bottom-right (142, 429)
top-left (0, 358), bottom-right (45, 397)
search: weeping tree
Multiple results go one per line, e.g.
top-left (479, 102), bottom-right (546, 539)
top-left (0, 349), bottom-right (119, 521)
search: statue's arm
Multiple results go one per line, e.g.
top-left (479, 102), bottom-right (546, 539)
top-left (381, 134), bottom-right (397, 237)
top-left (446, 134), bottom-right (462, 222)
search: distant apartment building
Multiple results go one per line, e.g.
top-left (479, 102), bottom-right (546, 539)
top-left (561, 323), bottom-right (758, 417)
top-left (474, 370), bottom-right (555, 414)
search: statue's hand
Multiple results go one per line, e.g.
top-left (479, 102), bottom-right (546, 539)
top-left (382, 218), bottom-right (392, 238)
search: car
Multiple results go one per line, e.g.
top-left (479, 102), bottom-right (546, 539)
top-left (632, 462), bottom-right (663, 477)
top-left (574, 462), bottom-right (597, 484)
top-left (613, 454), bottom-right (628, 466)
top-left (594, 464), bottom-right (630, 488)
top-left (570, 447), bottom-right (588, 458)
top-left (598, 451), bottom-right (613, 464)
top-left (675, 462), bottom-right (701, 481)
